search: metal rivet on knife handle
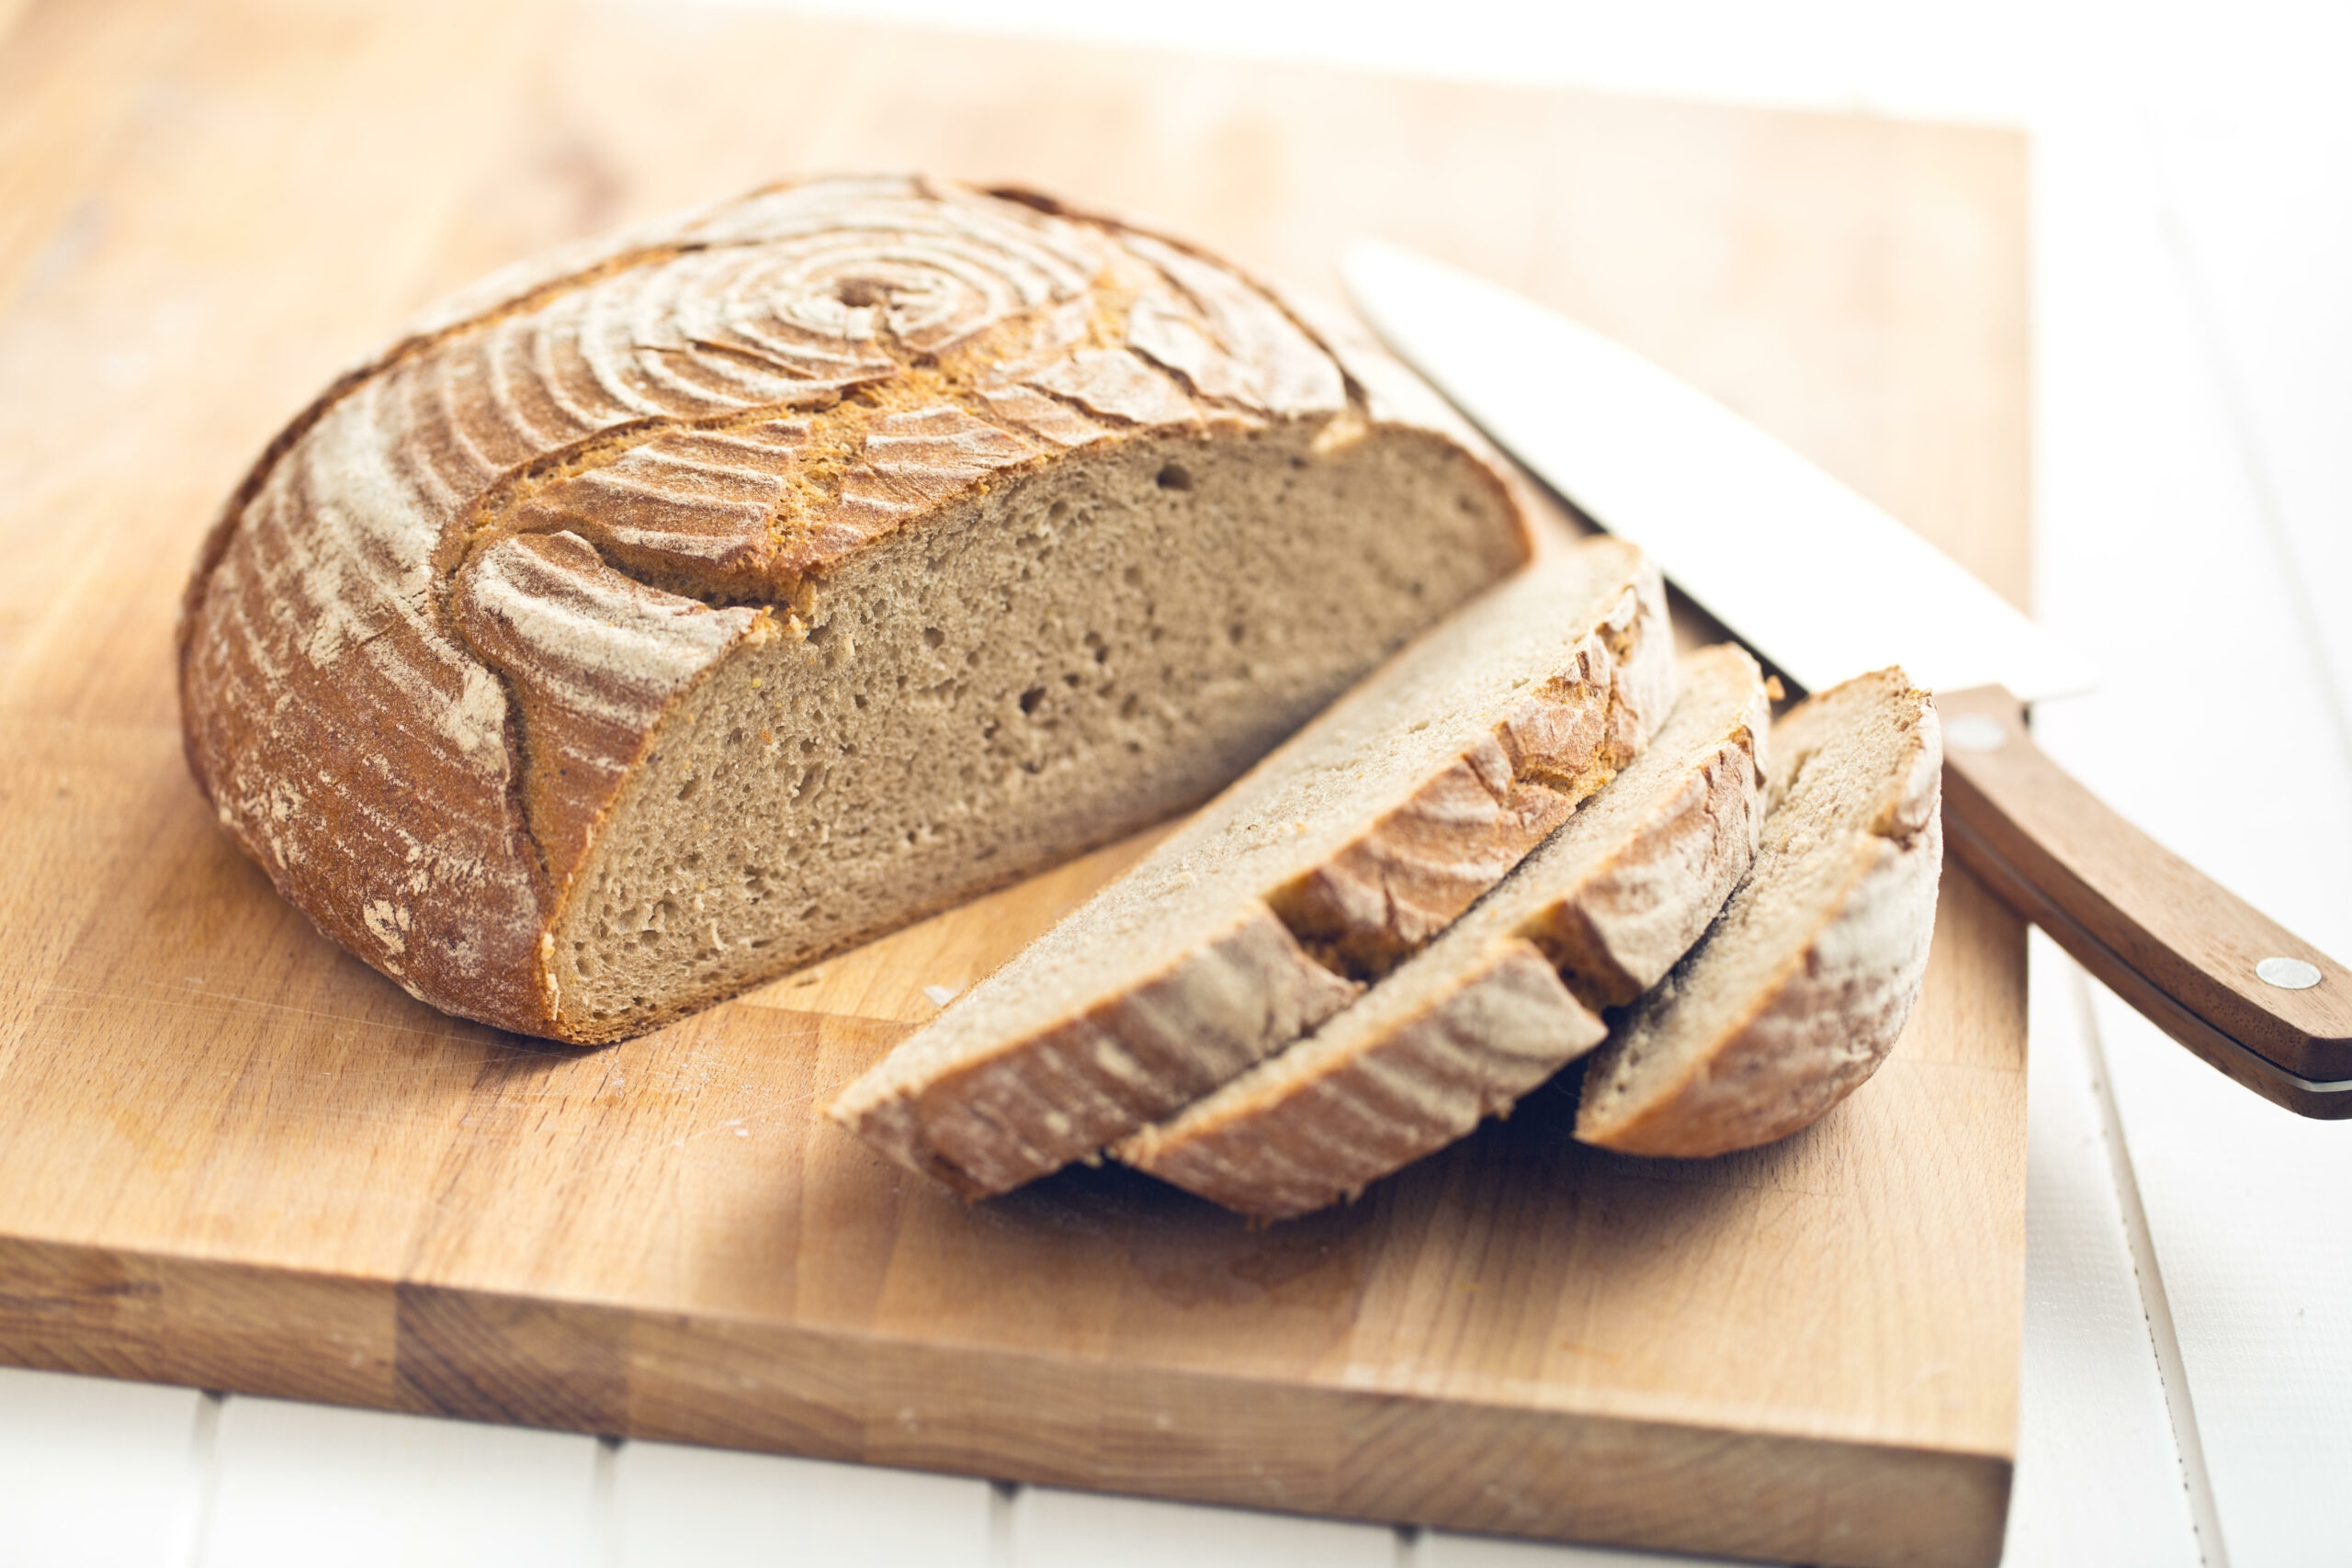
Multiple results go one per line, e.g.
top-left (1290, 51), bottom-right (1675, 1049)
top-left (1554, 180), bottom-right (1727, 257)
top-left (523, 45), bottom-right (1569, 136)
top-left (2258, 957), bottom-right (2324, 991)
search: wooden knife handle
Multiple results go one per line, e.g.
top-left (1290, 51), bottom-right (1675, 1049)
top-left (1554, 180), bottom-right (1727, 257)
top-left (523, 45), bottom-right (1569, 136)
top-left (1938, 684), bottom-right (2352, 1119)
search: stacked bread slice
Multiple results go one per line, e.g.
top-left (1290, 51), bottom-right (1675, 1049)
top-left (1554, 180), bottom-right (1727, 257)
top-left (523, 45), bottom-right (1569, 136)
top-left (828, 538), bottom-right (1675, 1195)
top-left (833, 544), bottom-right (1945, 1215)
top-left (1119, 644), bottom-right (1772, 1219)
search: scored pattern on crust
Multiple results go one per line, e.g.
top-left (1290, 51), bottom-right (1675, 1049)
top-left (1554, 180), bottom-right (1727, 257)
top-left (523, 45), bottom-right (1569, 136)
top-left (176, 175), bottom-right (1395, 1034)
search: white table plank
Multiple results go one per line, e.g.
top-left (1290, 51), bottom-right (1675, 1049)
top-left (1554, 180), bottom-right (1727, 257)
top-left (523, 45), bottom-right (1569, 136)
top-left (2127, 0), bottom-right (2352, 750)
top-left (2028, 19), bottom-right (2352, 961)
top-left (612, 1439), bottom-right (993, 1568)
top-left (2029, 28), bottom-right (2352, 1563)
top-left (197, 1396), bottom-right (599, 1568)
top-left (2092, 998), bottom-right (2352, 1568)
top-left (2001, 938), bottom-right (2202, 1568)
top-left (0, 1366), bottom-right (209, 1568)
top-left (1011, 1487), bottom-right (1396, 1568)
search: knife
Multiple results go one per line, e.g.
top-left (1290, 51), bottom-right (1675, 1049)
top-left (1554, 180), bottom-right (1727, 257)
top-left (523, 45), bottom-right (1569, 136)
top-left (1344, 238), bottom-right (2351, 1119)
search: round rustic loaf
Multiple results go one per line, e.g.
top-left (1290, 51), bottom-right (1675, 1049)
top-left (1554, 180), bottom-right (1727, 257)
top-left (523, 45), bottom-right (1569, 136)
top-left (178, 175), bottom-right (1528, 1043)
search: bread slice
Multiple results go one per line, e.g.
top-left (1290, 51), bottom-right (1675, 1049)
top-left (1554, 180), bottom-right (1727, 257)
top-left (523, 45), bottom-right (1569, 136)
top-left (1118, 644), bottom-right (1770, 1219)
top-left (177, 175), bottom-right (1532, 1043)
top-left (828, 540), bottom-right (1675, 1196)
top-left (1575, 667), bottom-right (1942, 1157)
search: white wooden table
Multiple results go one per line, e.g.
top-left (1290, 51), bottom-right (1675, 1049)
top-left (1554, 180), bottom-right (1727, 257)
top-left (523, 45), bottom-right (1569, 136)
top-left (3, 2), bottom-right (2346, 1563)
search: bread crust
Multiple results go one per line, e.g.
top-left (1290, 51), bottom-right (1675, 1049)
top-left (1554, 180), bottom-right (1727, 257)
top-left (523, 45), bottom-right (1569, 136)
top-left (1266, 581), bottom-right (1663, 978)
top-left (1513, 646), bottom-right (1771, 1010)
top-left (851, 905), bottom-right (1363, 1196)
top-left (176, 176), bottom-right (1526, 1039)
top-left (1120, 940), bottom-right (1603, 1219)
top-left (1574, 672), bottom-right (1942, 1158)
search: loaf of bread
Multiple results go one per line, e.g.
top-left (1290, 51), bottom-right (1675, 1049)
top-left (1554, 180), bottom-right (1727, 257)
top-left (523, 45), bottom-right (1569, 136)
top-left (1576, 668), bottom-right (1943, 1157)
top-left (1119, 644), bottom-right (1770, 1219)
top-left (828, 541), bottom-right (1674, 1196)
top-left (177, 175), bottom-right (1531, 1043)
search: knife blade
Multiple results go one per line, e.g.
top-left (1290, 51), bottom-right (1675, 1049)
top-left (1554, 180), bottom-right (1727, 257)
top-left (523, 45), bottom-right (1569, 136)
top-left (1343, 238), bottom-right (2095, 703)
top-left (1343, 237), bottom-right (2352, 1119)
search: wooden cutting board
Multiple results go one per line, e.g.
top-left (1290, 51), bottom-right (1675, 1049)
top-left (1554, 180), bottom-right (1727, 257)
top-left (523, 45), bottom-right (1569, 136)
top-left (0, 3), bottom-right (2029, 1563)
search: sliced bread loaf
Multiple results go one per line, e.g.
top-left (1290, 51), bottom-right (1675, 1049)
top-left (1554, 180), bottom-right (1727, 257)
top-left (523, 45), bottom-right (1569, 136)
top-left (178, 175), bottom-right (1531, 1043)
top-left (1118, 643), bottom-right (1770, 1219)
top-left (1575, 667), bottom-right (1942, 1158)
top-left (828, 540), bottom-right (1675, 1195)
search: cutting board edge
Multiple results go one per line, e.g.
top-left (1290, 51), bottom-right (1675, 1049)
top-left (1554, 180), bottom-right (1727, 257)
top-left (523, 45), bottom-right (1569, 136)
top-left (0, 1232), bottom-right (2012, 1568)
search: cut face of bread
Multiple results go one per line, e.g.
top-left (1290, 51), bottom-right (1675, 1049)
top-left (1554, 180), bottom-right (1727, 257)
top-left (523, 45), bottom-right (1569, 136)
top-left (828, 540), bottom-right (1675, 1196)
top-left (1575, 667), bottom-right (1943, 1158)
top-left (176, 175), bottom-right (1532, 1042)
top-left (1119, 644), bottom-right (1770, 1220)
top-left (532, 419), bottom-right (1521, 1039)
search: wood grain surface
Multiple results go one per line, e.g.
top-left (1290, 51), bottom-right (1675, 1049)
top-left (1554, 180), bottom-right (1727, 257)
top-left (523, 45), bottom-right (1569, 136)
top-left (0, 3), bottom-right (2030, 1564)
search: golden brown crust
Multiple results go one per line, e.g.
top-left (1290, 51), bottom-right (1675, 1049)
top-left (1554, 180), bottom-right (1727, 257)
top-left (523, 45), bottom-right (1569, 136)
top-left (177, 175), bottom-right (1522, 1038)
top-left (448, 531), bottom-right (773, 893)
top-left (1263, 621), bottom-right (1650, 978)
top-left (1514, 649), bottom-right (1772, 1010)
top-left (1120, 940), bottom-right (1604, 1220)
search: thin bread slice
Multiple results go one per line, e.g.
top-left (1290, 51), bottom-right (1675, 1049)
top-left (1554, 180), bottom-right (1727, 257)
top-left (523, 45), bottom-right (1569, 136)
top-left (1118, 644), bottom-right (1771, 1219)
top-left (1575, 667), bottom-right (1942, 1157)
top-left (828, 539), bottom-right (1675, 1195)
